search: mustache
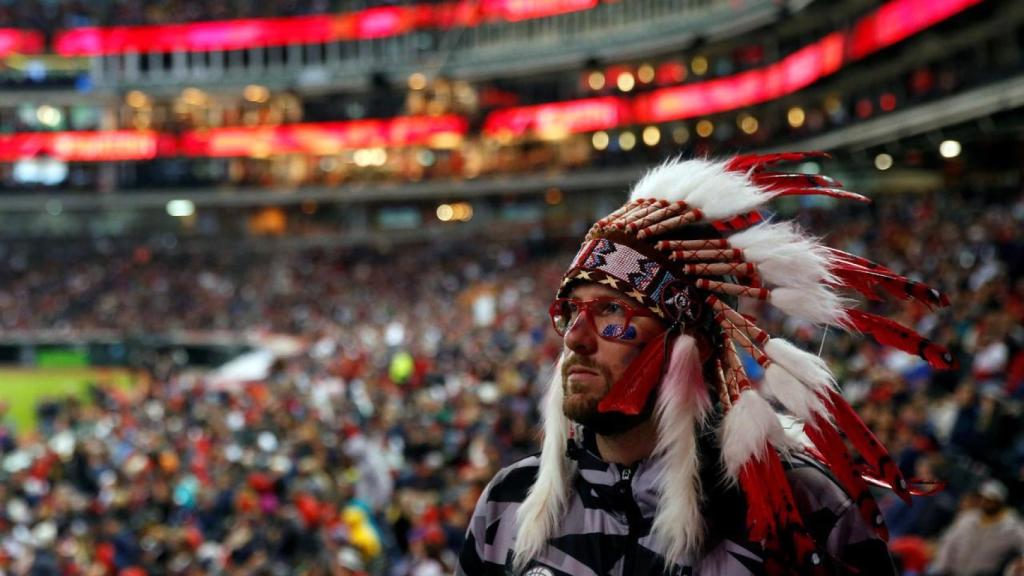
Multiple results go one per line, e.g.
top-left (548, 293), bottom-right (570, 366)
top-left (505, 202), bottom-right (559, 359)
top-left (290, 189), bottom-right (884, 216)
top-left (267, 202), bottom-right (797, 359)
top-left (561, 356), bottom-right (610, 380)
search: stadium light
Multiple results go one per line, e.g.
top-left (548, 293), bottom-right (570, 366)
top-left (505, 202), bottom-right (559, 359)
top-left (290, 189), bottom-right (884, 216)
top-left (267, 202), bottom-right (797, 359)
top-left (642, 126), bottom-right (661, 146)
top-left (738, 114), bottom-right (758, 135)
top-left (125, 90), bottom-right (149, 108)
top-left (587, 71), bottom-right (605, 91)
top-left (36, 105), bottom-right (62, 128)
top-left (691, 55), bottom-right (708, 76)
top-left (452, 202), bottom-right (473, 222)
top-left (939, 140), bottom-right (961, 159)
top-left (181, 87), bottom-right (206, 106)
top-left (618, 131), bottom-right (636, 151)
top-left (695, 120), bottom-right (713, 138)
top-left (166, 199), bottom-right (195, 217)
top-left (243, 84), bottom-right (269, 103)
top-left (408, 73), bottom-right (427, 91)
top-left (874, 153), bottom-right (893, 171)
top-left (436, 204), bottom-right (454, 222)
top-left (637, 64), bottom-right (655, 84)
top-left (617, 72), bottom-right (635, 93)
top-left (787, 107), bottom-right (805, 128)
top-left (592, 131), bottom-right (609, 150)
top-left (672, 126), bottom-right (690, 144)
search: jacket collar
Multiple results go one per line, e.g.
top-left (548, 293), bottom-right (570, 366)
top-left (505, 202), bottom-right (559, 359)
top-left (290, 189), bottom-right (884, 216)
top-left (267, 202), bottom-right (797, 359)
top-left (565, 426), bottom-right (663, 521)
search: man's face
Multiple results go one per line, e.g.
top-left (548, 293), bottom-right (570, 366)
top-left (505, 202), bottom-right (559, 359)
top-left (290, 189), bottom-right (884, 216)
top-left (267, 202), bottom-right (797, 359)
top-left (980, 496), bottom-right (1004, 516)
top-left (560, 283), bottom-right (664, 425)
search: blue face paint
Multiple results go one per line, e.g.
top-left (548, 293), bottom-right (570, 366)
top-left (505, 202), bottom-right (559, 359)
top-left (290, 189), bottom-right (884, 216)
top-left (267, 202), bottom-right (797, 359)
top-left (602, 324), bottom-right (637, 340)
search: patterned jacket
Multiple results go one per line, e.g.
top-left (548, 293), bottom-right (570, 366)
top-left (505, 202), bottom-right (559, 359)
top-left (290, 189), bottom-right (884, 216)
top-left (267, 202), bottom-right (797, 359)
top-left (457, 429), bottom-right (897, 575)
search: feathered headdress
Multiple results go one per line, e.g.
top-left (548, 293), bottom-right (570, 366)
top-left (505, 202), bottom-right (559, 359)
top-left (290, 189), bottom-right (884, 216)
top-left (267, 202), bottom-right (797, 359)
top-left (514, 153), bottom-right (953, 573)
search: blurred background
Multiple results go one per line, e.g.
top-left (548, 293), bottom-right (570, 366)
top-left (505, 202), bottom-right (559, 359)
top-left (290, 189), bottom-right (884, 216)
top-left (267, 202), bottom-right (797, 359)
top-left (0, 0), bottom-right (1021, 574)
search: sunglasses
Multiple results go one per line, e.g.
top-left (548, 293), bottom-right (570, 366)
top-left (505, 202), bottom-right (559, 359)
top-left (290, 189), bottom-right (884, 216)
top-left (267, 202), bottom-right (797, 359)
top-left (548, 296), bottom-right (657, 341)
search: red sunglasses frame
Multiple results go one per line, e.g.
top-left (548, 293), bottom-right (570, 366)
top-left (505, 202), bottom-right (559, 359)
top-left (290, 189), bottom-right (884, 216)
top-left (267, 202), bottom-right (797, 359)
top-left (548, 296), bottom-right (658, 341)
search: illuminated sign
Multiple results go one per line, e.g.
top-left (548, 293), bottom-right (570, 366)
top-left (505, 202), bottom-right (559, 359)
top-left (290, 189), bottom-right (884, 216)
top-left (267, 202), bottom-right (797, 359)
top-left (483, 97), bottom-right (630, 138)
top-left (484, 0), bottom-right (982, 133)
top-left (480, 0), bottom-right (597, 22)
top-left (0, 29), bottom-right (44, 57)
top-left (0, 131), bottom-right (163, 162)
top-left (0, 117), bottom-right (468, 162)
top-left (180, 116), bottom-right (468, 157)
top-left (55, 0), bottom-right (601, 56)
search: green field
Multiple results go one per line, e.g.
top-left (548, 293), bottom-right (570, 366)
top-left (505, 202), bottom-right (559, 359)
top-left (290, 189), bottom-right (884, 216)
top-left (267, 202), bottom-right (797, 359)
top-left (0, 368), bottom-right (138, 434)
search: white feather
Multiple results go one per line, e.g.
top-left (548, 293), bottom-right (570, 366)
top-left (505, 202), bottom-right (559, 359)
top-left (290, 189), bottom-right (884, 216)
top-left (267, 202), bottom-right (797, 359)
top-left (650, 335), bottom-right (711, 564)
top-left (720, 389), bottom-right (790, 480)
top-left (513, 356), bottom-right (576, 572)
top-left (761, 364), bottom-right (829, 422)
top-left (728, 221), bottom-right (838, 288)
top-left (764, 338), bottom-right (837, 395)
top-left (629, 158), bottom-right (774, 220)
top-left (769, 285), bottom-right (850, 326)
top-left (629, 155), bottom-right (686, 202)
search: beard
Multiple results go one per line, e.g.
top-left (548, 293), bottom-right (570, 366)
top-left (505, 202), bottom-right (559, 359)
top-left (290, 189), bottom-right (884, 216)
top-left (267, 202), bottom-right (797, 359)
top-left (561, 357), bottom-right (651, 436)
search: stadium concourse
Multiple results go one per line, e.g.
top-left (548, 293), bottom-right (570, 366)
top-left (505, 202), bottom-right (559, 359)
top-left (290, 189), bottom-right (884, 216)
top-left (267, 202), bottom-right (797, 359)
top-left (0, 188), bottom-right (1022, 575)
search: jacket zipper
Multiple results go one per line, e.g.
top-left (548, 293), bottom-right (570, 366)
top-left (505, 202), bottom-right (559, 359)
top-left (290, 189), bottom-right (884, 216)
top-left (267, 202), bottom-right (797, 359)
top-left (616, 465), bottom-right (643, 575)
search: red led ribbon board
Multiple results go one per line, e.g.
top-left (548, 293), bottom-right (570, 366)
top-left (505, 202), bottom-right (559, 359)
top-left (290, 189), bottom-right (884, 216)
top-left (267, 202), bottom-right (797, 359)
top-left (54, 0), bottom-right (600, 56)
top-left (482, 97), bottom-right (631, 138)
top-left (480, 0), bottom-right (598, 22)
top-left (0, 131), bottom-right (164, 162)
top-left (0, 29), bottom-right (45, 57)
top-left (483, 0), bottom-right (983, 133)
top-left (55, 10), bottom-right (424, 56)
top-left (0, 117), bottom-right (468, 162)
top-left (180, 116), bottom-right (467, 157)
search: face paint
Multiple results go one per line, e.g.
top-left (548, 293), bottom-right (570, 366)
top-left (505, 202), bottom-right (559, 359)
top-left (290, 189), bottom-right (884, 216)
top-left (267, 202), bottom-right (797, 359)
top-left (602, 324), bottom-right (637, 340)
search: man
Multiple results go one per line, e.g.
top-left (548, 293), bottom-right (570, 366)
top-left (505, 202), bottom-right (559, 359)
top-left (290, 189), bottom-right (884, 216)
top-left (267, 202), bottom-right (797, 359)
top-left (929, 479), bottom-right (1024, 576)
top-left (457, 154), bottom-right (954, 575)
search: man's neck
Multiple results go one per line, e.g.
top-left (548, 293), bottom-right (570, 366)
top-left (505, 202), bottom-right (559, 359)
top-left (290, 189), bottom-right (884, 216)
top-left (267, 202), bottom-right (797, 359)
top-left (594, 418), bottom-right (658, 466)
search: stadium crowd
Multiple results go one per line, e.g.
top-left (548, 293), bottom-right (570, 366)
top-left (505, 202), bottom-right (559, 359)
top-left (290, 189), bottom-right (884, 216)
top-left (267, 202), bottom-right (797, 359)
top-left (0, 186), bottom-right (1023, 575)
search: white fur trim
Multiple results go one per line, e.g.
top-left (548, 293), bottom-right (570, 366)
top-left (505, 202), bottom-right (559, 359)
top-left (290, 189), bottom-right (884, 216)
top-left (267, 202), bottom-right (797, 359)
top-left (769, 285), bottom-right (850, 326)
top-left (512, 356), bottom-right (576, 572)
top-left (728, 221), bottom-right (838, 288)
top-left (629, 158), bottom-right (774, 220)
top-left (764, 338), bottom-right (837, 395)
top-left (720, 389), bottom-right (791, 479)
top-left (650, 335), bottom-right (710, 564)
top-left (761, 363), bottom-right (829, 422)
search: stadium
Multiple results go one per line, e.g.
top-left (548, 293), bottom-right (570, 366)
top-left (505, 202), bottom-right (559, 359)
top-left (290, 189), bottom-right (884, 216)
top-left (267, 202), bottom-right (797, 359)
top-left (0, 0), bottom-right (1021, 574)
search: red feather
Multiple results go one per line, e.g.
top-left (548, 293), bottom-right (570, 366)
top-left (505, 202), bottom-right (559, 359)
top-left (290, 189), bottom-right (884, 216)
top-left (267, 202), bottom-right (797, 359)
top-left (861, 472), bottom-right (947, 496)
top-left (726, 151), bottom-right (832, 172)
top-left (824, 387), bottom-right (911, 503)
top-left (772, 186), bottom-right (870, 203)
top-left (845, 309), bottom-right (956, 369)
top-left (751, 172), bottom-right (844, 190)
top-left (831, 260), bottom-right (950, 308)
top-left (597, 332), bottom-right (667, 415)
top-left (826, 248), bottom-right (898, 275)
top-left (754, 448), bottom-right (832, 576)
top-left (739, 460), bottom-right (776, 544)
top-left (712, 211), bottom-right (764, 232)
top-left (804, 416), bottom-right (889, 540)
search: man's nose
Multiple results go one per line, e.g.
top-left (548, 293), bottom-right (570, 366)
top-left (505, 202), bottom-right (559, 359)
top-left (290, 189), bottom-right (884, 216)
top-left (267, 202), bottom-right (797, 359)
top-left (563, 312), bottom-right (598, 354)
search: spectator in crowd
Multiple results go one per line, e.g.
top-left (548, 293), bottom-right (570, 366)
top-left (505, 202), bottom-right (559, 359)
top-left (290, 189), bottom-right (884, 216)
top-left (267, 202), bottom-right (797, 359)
top-left (929, 480), bottom-right (1024, 576)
